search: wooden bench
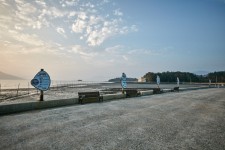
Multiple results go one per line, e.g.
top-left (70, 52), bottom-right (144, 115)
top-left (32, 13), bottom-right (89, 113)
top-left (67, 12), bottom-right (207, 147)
top-left (173, 87), bottom-right (179, 92)
top-left (78, 91), bottom-right (103, 104)
top-left (124, 89), bottom-right (140, 98)
top-left (153, 88), bottom-right (161, 94)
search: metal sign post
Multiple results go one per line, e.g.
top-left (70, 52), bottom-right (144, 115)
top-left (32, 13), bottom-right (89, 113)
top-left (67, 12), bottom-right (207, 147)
top-left (40, 91), bottom-right (44, 101)
top-left (177, 77), bottom-right (180, 87)
top-left (121, 73), bottom-right (127, 94)
top-left (156, 75), bottom-right (160, 88)
top-left (209, 79), bottom-right (211, 87)
top-left (31, 69), bottom-right (51, 101)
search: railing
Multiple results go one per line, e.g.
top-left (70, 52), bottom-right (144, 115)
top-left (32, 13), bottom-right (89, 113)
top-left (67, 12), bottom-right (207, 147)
top-left (0, 81), bottom-right (111, 101)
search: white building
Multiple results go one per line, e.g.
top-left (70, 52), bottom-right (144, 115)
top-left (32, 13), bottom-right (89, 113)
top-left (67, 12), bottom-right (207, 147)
top-left (138, 77), bottom-right (146, 82)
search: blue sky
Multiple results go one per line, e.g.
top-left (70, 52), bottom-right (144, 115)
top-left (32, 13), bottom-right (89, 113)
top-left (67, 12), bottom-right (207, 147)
top-left (0, 0), bottom-right (225, 80)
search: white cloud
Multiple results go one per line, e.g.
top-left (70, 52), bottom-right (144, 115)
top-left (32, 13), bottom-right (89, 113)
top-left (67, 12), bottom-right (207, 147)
top-left (72, 19), bottom-right (87, 33)
top-left (127, 48), bottom-right (169, 56)
top-left (56, 27), bottom-right (67, 38)
top-left (68, 11), bottom-right (77, 18)
top-left (70, 45), bottom-right (98, 61)
top-left (0, 0), bottom-right (9, 6)
top-left (33, 21), bottom-right (42, 29)
top-left (83, 2), bottom-right (95, 8)
top-left (64, 0), bottom-right (79, 7)
top-left (114, 9), bottom-right (123, 16)
top-left (2, 0), bottom-right (138, 47)
top-left (131, 25), bottom-right (138, 32)
top-left (78, 12), bottom-right (88, 20)
top-left (104, 45), bottom-right (168, 64)
top-left (12, 32), bottom-right (44, 46)
top-left (102, 0), bottom-right (110, 4)
top-left (14, 24), bottom-right (23, 30)
top-left (105, 45), bottom-right (124, 54)
top-left (35, 0), bottom-right (47, 8)
top-left (0, 0), bottom-right (139, 59)
top-left (68, 1), bottom-right (138, 46)
top-left (86, 30), bottom-right (102, 46)
top-left (49, 7), bottom-right (66, 18)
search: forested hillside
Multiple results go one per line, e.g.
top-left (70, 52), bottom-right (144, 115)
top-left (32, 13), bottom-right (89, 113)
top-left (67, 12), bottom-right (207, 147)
top-left (143, 71), bottom-right (225, 83)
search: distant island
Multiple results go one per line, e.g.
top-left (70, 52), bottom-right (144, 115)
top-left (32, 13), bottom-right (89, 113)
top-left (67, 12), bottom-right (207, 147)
top-left (108, 77), bottom-right (138, 82)
top-left (0, 71), bottom-right (23, 80)
top-left (108, 71), bottom-right (225, 83)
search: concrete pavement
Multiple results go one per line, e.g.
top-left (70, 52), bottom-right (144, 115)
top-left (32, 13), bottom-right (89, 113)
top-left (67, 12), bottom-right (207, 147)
top-left (0, 88), bottom-right (225, 150)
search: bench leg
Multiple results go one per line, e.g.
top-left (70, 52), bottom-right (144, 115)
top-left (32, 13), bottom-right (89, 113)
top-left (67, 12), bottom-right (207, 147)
top-left (79, 99), bottom-right (83, 104)
top-left (99, 97), bottom-right (103, 102)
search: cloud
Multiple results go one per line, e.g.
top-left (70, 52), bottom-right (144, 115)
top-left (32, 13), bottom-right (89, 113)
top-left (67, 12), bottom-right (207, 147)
top-left (131, 25), bottom-right (138, 32)
top-left (1, 0), bottom-right (138, 48)
top-left (104, 45), bottom-right (170, 64)
top-left (114, 9), bottom-right (123, 16)
top-left (105, 45), bottom-right (124, 54)
top-left (129, 48), bottom-right (164, 55)
top-left (11, 31), bottom-right (44, 46)
top-left (70, 45), bottom-right (98, 61)
top-left (0, 0), bottom-right (139, 60)
top-left (49, 7), bottom-right (66, 18)
top-left (69, 1), bottom-right (138, 46)
top-left (56, 27), bottom-right (67, 38)
top-left (63, 0), bottom-right (79, 7)
top-left (35, 0), bottom-right (47, 8)
top-left (0, 0), bottom-right (9, 6)
top-left (72, 19), bottom-right (87, 33)
top-left (14, 24), bottom-right (23, 30)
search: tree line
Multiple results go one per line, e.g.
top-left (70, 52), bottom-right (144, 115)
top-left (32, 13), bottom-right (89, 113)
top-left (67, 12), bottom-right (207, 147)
top-left (143, 71), bottom-right (225, 83)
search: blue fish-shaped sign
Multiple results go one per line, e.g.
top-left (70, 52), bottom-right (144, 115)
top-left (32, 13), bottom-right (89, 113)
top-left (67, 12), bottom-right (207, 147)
top-left (31, 69), bottom-right (51, 91)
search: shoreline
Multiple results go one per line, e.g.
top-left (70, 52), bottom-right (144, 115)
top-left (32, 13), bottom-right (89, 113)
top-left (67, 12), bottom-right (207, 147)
top-left (0, 82), bottom-right (223, 105)
top-left (1, 85), bottom-right (222, 115)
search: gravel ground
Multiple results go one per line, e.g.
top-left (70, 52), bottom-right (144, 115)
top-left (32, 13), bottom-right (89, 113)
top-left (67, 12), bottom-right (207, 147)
top-left (0, 88), bottom-right (225, 150)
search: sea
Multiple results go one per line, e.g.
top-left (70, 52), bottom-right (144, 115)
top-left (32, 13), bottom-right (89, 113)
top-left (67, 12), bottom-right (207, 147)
top-left (0, 80), bottom-right (111, 90)
top-left (0, 80), bottom-right (31, 89)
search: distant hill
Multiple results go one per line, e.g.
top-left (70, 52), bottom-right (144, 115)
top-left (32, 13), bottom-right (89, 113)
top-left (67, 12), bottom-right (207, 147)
top-left (108, 77), bottom-right (138, 82)
top-left (143, 71), bottom-right (225, 83)
top-left (0, 71), bottom-right (23, 80)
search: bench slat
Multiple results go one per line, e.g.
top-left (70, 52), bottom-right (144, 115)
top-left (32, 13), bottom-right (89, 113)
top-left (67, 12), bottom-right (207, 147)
top-left (173, 87), bottom-right (179, 92)
top-left (78, 92), bottom-right (102, 104)
top-left (124, 89), bottom-right (139, 98)
top-left (153, 88), bottom-right (161, 94)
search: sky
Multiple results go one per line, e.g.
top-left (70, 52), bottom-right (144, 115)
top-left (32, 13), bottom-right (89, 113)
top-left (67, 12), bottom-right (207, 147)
top-left (0, 0), bottom-right (225, 81)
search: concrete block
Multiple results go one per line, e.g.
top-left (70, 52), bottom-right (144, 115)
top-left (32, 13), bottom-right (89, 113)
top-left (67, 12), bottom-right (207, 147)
top-left (140, 90), bottom-right (153, 96)
top-left (103, 93), bottom-right (126, 101)
top-left (163, 89), bottom-right (172, 93)
top-left (0, 98), bottom-right (78, 115)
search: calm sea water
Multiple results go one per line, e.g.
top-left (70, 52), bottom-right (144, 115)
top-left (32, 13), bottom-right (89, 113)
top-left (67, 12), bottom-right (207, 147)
top-left (0, 80), bottom-right (32, 89)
